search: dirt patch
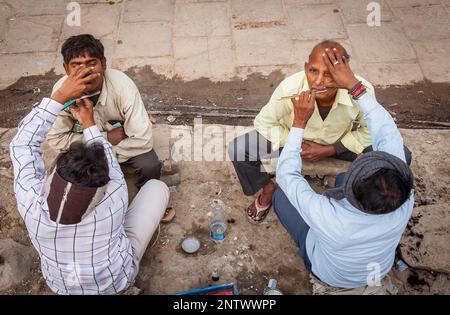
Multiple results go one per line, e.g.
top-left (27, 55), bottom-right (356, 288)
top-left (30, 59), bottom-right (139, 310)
top-left (0, 71), bottom-right (60, 128)
top-left (1, 67), bottom-right (449, 129)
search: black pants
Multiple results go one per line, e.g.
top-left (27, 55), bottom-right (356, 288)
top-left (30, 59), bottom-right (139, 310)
top-left (229, 130), bottom-right (413, 196)
top-left (121, 149), bottom-right (162, 188)
top-left (228, 130), bottom-right (278, 196)
top-left (336, 145), bottom-right (412, 166)
top-left (273, 188), bottom-right (313, 272)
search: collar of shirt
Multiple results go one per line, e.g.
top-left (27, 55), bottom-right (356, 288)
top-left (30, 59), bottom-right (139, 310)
top-left (96, 74), bottom-right (108, 106)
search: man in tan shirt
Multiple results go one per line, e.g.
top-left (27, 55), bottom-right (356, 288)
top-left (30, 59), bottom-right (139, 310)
top-left (46, 34), bottom-right (161, 188)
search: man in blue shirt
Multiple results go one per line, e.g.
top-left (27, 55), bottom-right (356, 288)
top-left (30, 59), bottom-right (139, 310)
top-left (274, 47), bottom-right (414, 289)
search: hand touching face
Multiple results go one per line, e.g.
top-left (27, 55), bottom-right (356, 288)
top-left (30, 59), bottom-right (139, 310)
top-left (291, 90), bottom-right (316, 129)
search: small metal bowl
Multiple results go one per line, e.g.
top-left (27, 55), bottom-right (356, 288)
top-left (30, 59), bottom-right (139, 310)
top-left (181, 236), bottom-right (200, 254)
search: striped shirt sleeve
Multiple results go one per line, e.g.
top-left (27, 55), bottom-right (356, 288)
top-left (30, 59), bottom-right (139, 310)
top-left (10, 98), bottom-right (63, 218)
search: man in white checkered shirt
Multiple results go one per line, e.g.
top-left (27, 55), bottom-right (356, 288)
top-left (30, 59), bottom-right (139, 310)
top-left (10, 65), bottom-right (169, 295)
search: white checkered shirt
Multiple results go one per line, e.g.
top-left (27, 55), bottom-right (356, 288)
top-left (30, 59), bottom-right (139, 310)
top-left (10, 98), bottom-right (134, 294)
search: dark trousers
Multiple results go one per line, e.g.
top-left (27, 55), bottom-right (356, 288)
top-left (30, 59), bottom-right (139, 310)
top-left (272, 188), bottom-right (313, 272)
top-left (121, 149), bottom-right (162, 188)
top-left (228, 130), bottom-right (278, 196)
top-left (336, 145), bottom-right (412, 166)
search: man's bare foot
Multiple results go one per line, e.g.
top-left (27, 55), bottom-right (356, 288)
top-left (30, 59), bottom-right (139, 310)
top-left (246, 181), bottom-right (276, 221)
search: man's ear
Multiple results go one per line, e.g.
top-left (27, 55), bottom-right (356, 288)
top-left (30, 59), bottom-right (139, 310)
top-left (304, 62), bottom-right (308, 71)
top-left (101, 57), bottom-right (107, 70)
top-left (63, 63), bottom-right (70, 75)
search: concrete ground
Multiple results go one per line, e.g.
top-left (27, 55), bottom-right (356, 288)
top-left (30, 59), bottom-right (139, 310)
top-left (1, 0), bottom-right (450, 89)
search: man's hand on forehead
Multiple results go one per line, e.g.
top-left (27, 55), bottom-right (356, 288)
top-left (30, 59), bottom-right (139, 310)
top-left (322, 48), bottom-right (359, 90)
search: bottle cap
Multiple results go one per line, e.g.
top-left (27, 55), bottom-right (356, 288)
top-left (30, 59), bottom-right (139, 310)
top-left (268, 279), bottom-right (277, 289)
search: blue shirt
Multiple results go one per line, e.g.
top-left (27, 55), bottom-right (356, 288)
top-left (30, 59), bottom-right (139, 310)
top-left (276, 92), bottom-right (414, 288)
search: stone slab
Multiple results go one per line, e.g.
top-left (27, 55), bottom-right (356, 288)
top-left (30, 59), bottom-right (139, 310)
top-left (116, 22), bottom-right (172, 58)
top-left (386, 0), bottom-right (441, 7)
top-left (393, 4), bottom-right (450, 40)
top-left (0, 53), bottom-right (57, 89)
top-left (336, 0), bottom-right (393, 24)
top-left (231, 0), bottom-right (285, 23)
top-left (1, 15), bottom-right (63, 54)
top-left (123, 0), bottom-right (174, 23)
top-left (174, 1), bottom-right (230, 37)
top-left (362, 62), bottom-right (424, 86)
top-left (60, 3), bottom-right (120, 40)
top-left (233, 26), bottom-right (294, 66)
top-left (286, 4), bottom-right (347, 40)
top-left (174, 36), bottom-right (210, 80)
top-left (346, 23), bottom-right (416, 63)
top-left (413, 39), bottom-right (450, 83)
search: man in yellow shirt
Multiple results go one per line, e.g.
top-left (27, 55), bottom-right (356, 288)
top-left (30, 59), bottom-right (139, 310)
top-left (228, 40), bottom-right (411, 224)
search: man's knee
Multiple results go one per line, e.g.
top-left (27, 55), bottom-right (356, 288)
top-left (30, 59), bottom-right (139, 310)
top-left (140, 159), bottom-right (162, 177)
top-left (134, 151), bottom-right (162, 180)
top-left (142, 179), bottom-right (170, 203)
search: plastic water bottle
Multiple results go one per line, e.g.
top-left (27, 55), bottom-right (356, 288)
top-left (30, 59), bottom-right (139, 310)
top-left (263, 279), bottom-right (283, 295)
top-left (209, 204), bottom-right (227, 242)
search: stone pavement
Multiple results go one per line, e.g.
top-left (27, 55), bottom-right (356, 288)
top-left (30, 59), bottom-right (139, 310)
top-left (1, 0), bottom-right (449, 89)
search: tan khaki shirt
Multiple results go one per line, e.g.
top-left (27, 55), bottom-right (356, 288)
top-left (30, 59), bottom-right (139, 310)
top-left (46, 69), bottom-right (153, 163)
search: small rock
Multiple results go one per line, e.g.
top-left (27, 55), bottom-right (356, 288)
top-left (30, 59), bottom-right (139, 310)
top-left (236, 97), bottom-right (243, 101)
top-left (323, 175), bottom-right (335, 188)
top-left (160, 173), bottom-right (180, 187)
top-left (0, 239), bottom-right (35, 292)
top-left (149, 95), bottom-right (160, 102)
top-left (169, 186), bottom-right (177, 193)
top-left (233, 237), bottom-right (238, 241)
top-left (123, 286), bottom-right (142, 295)
top-left (166, 115), bottom-right (176, 123)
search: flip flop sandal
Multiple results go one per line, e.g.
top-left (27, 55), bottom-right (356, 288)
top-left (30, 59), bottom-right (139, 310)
top-left (161, 207), bottom-right (176, 223)
top-left (246, 196), bottom-right (272, 225)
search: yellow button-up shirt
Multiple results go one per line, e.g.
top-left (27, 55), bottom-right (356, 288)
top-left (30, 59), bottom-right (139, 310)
top-left (254, 71), bottom-right (375, 154)
top-left (46, 69), bottom-right (153, 163)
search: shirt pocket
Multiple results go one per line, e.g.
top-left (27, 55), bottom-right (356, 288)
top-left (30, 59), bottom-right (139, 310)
top-left (323, 109), bottom-right (356, 137)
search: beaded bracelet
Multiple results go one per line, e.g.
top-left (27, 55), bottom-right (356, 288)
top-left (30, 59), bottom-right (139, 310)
top-left (348, 81), bottom-right (362, 94)
top-left (351, 84), bottom-right (367, 100)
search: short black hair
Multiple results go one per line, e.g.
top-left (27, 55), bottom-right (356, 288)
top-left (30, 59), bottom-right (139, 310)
top-left (353, 169), bottom-right (410, 214)
top-left (61, 34), bottom-right (104, 64)
top-left (56, 142), bottom-right (110, 187)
